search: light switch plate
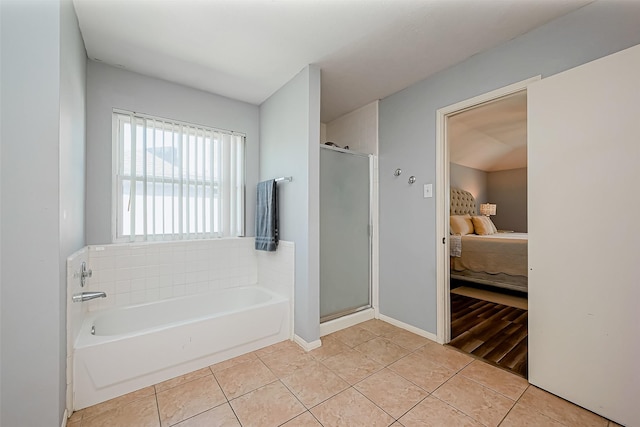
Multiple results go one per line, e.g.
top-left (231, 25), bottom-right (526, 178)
top-left (424, 183), bottom-right (433, 198)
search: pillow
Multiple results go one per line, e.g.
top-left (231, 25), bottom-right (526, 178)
top-left (450, 214), bottom-right (474, 235)
top-left (471, 216), bottom-right (497, 235)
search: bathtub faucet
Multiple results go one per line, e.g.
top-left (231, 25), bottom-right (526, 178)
top-left (72, 292), bottom-right (107, 303)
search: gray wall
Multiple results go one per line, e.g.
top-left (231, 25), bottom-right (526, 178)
top-left (450, 163), bottom-right (487, 208)
top-left (487, 168), bottom-right (527, 232)
top-left (379, 2), bottom-right (640, 334)
top-left (259, 66), bottom-right (321, 343)
top-left (0, 0), bottom-right (87, 424)
top-left (450, 164), bottom-right (527, 232)
top-left (86, 61), bottom-right (260, 244)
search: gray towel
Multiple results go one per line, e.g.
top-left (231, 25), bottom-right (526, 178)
top-left (255, 180), bottom-right (279, 251)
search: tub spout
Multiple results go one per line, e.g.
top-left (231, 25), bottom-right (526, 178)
top-left (72, 292), bottom-right (107, 303)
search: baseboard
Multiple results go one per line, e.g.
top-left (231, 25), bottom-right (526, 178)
top-left (377, 313), bottom-right (439, 343)
top-left (61, 409), bottom-right (69, 427)
top-left (319, 308), bottom-right (375, 337)
top-left (293, 334), bottom-right (322, 351)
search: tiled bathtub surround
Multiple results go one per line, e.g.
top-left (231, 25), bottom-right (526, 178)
top-left (85, 238), bottom-right (261, 311)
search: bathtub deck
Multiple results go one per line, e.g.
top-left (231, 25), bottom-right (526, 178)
top-left (68, 320), bottom-right (613, 427)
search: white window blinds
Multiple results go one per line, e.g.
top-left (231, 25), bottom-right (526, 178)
top-left (113, 111), bottom-right (245, 241)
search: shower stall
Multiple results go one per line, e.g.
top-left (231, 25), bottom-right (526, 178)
top-left (320, 145), bottom-right (372, 323)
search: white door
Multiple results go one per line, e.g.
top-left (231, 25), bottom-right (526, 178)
top-left (528, 44), bottom-right (640, 426)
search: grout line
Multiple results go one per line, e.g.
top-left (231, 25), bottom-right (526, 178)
top-left (457, 370), bottom-right (526, 402)
top-left (497, 399), bottom-right (519, 426)
top-left (393, 394), bottom-right (431, 423)
top-left (224, 397), bottom-right (243, 427)
top-left (154, 394), bottom-right (162, 427)
top-left (349, 386), bottom-right (398, 421)
top-left (307, 410), bottom-right (325, 427)
top-left (431, 395), bottom-right (484, 426)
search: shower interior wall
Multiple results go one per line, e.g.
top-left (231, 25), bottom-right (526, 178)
top-left (322, 101), bottom-right (380, 320)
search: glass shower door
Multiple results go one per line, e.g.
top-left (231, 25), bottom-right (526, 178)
top-left (320, 147), bottom-right (371, 322)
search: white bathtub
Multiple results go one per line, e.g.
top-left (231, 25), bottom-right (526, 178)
top-left (73, 286), bottom-right (290, 409)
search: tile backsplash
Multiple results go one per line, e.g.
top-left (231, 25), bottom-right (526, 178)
top-left (84, 238), bottom-right (259, 311)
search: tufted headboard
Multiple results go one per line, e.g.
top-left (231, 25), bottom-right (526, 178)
top-left (450, 188), bottom-right (477, 215)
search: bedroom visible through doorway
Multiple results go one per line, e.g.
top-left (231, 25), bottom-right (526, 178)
top-left (436, 79), bottom-right (536, 378)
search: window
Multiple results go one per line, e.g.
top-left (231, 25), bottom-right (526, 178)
top-left (113, 110), bottom-right (245, 241)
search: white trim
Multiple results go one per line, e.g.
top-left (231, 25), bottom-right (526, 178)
top-left (319, 308), bottom-right (375, 337)
top-left (377, 314), bottom-right (438, 343)
top-left (293, 335), bottom-right (322, 351)
top-left (371, 154), bottom-right (380, 318)
top-left (435, 76), bottom-right (540, 345)
top-left (61, 409), bottom-right (69, 427)
top-left (111, 113), bottom-right (119, 243)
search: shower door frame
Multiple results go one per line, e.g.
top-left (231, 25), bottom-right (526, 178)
top-left (319, 145), bottom-right (373, 324)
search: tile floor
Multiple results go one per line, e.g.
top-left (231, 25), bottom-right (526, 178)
top-left (68, 320), bottom-right (620, 427)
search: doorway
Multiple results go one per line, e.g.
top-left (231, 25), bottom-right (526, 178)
top-left (435, 77), bottom-right (539, 376)
top-left (319, 145), bottom-right (372, 323)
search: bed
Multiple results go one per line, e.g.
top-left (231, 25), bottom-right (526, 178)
top-left (449, 188), bottom-right (528, 293)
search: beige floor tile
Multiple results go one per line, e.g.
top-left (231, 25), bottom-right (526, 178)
top-left (82, 385), bottom-right (156, 420)
top-left (388, 352), bottom-right (456, 392)
top-left (281, 411), bottom-right (323, 426)
top-left (254, 339), bottom-right (300, 357)
top-left (357, 319), bottom-right (402, 336)
top-left (413, 342), bottom-right (473, 371)
top-left (156, 375), bottom-right (227, 426)
top-left (310, 335), bottom-right (351, 361)
top-left (518, 386), bottom-right (608, 427)
top-left (173, 403), bottom-right (240, 427)
top-left (399, 396), bottom-right (483, 427)
top-left (81, 395), bottom-right (160, 427)
top-left (259, 345), bottom-right (318, 378)
top-left (210, 352), bottom-right (258, 373)
top-left (281, 360), bottom-right (349, 408)
top-left (433, 375), bottom-right (514, 427)
top-left (459, 360), bottom-right (528, 400)
top-left (330, 326), bottom-right (378, 347)
top-left (230, 381), bottom-right (306, 427)
top-left (354, 368), bottom-right (429, 419)
top-left (354, 337), bottom-right (410, 366)
top-left (321, 348), bottom-right (383, 385)
top-left (499, 402), bottom-right (565, 427)
top-left (383, 328), bottom-right (431, 351)
top-left (310, 387), bottom-right (394, 427)
top-left (214, 358), bottom-right (277, 399)
top-left (69, 410), bottom-right (83, 422)
top-left (155, 367), bottom-right (213, 393)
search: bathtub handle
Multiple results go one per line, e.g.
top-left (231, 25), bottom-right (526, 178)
top-left (72, 292), bottom-right (106, 303)
top-left (80, 261), bottom-right (92, 287)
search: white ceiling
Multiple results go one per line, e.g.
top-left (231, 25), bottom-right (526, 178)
top-left (449, 91), bottom-right (527, 172)
top-left (72, 0), bottom-right (590, 123)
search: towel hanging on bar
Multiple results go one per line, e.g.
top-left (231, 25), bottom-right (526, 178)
top-left (255, 180), bottom-right (279, 251)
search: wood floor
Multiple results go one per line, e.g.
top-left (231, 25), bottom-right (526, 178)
top-left (448, 293), bottom-right (528, 378)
